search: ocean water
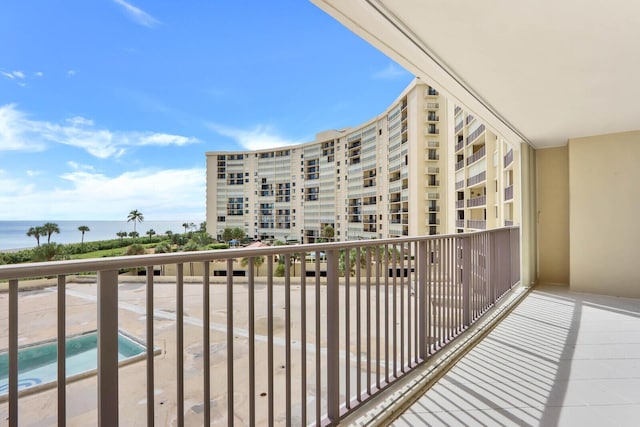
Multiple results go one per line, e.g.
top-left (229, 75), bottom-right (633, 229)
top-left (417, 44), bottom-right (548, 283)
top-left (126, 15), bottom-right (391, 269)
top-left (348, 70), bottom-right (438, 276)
top-left (0, 220), bottom-right (203, 251)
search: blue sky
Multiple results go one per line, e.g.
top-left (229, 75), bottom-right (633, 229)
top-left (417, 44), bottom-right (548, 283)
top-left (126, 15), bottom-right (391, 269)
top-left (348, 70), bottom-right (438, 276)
top-left (0, 0), bottom-right (413, 221)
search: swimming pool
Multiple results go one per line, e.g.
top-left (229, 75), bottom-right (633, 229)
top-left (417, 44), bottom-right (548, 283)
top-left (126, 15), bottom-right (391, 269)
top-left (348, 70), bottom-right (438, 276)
top-left (0, 330), bottom-right (148, 398)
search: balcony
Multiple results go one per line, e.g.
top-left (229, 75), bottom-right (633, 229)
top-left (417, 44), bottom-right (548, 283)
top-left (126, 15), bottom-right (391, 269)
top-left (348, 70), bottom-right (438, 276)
top-left (466, 124), bottom-right (486, 145)
top-left (504, 148), bottom-right (514, 168)
top-left (455, 159), bottom-right (465, 171)
top-left (455, 180), bottom-right (464, 190)
top-left (466, 145), bottom-right (486, 165)
top-left (467, 219), bottom-right (487, 229)
top-left (455, 199), bottom-right (464, 209)
top-left (505, 184), bottom-right (514, 201)
top-left (456, 219), bottom-right (464, 228)
top-left (454, 121), bottom-right (464, 133)
top-left (505, 219), bottom-right (514, 226)
top-left (0, 229), bottom-right (520, 426)
top-left (465, 114), bottom-right (474, 124)
top-left (467, 194), bottom-right (486, 207)
top-left (467, 171), bottom-right (486, 186)
top-left (455, 139), bottom-right (464, 152)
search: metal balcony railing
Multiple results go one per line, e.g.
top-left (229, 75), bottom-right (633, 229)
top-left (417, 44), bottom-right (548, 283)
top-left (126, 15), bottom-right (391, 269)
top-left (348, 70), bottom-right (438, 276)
top-left (504, 149), bottom-right (514, 168)
top-left (467, 195), bottom-right (487, 207)
top-left (467, 219), bottom-right (487, 229)
top-left (505, 185), bottom-right (514, 201)
top-left (467, 171), bottom-right (486, 186)
top-left (466, 145), bottom-right (486, 165)
top-left (466, 124), bottom-right (486, 145)
top-left (0, 228), bottom-right (520, 426)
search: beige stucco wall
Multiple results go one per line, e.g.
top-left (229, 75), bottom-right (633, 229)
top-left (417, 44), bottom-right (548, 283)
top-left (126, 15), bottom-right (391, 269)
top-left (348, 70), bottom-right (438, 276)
top-left (569, 131), bottom-right (640, 297)
top-left (536, 146), bottom-right (570, 285)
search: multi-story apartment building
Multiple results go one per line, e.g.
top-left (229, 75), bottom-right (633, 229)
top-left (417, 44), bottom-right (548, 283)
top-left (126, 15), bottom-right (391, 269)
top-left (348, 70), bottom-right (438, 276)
top-left (206, 79), bottom-right (519, 242)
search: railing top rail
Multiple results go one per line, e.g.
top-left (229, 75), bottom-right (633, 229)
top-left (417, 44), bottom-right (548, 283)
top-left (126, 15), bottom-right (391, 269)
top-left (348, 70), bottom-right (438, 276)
top-left (0, 227), bottom-right (520, 280)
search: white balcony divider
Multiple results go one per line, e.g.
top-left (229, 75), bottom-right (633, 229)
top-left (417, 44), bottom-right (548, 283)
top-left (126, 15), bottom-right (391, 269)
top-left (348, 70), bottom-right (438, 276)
top-left (0, 227), bottom-right (519, 426)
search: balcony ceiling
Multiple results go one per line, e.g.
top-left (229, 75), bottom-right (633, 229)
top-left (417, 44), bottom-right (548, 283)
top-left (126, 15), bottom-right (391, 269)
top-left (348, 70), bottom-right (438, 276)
top-left (311, 0), bottom-right (640, 148)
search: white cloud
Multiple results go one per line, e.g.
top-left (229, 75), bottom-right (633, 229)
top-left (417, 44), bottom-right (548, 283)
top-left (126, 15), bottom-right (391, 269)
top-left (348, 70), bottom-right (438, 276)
top-left (35, 71), bottom-right (44, 77)
top-left (113, 0), bottom-right (160, 28)
top-left (1, 71), bottom-right (25, 80)
top-left (26, 170), bottom-right (44, 177)
top-left (207, 123), bottom-right (301, 151)
top-left (372, 63), bottom-right (410, 80)
top-left (0, 167), bottom-right (205, 220)
top-left (0, 104), bottom-right (199, 158)
top-left (67, 70), bottom-right (77, 77)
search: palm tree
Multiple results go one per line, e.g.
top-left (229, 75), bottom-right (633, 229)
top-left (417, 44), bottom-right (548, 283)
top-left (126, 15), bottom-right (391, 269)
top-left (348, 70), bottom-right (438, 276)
top-left (182, 222), bottom-right (196, 234)
top-left (26, 226), bottom-right (43, 247)
top-left (42, 222), bottom-right (60, 243)
top-left (128, 231), bottom-right (139, 239)
top-left (146, 229), bottom-right (156, 242)
top-left (165, 230), bottom-right (174, 238)
top-left (241, 255), bottom-right (265, 276)
top-left (78, 225), bottom-right (90, 244)
top-left (127, 209), bottom-right (144, 234)
top-left (116, 231), bottom-right (128, 241)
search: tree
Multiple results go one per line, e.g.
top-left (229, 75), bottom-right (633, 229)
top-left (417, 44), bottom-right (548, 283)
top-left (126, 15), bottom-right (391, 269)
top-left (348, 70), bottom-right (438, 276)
top-left (127, 209), bottom-right (144, 234)
top-left (231, 227), bottom-right (245, 241)
top-left (146, 229), bottom-right (156, 242)
top-left (241, 255), bottom-right (265, 276)
top-left (78, 225), bottom-right (90, 244)
top-left (199, 221), bottom-right (207, 233)
top-left (128, 231), bottom-right (139, 239)
top-left (165, 230), bottom-right (174, 238)
top-left (322, 225), bottom-right (335, 242)
top-left (32, 243), bottom-right (64, 262)
top-left (42, 222), bottom-right (60, 243)
top-left (27, 226), bottom-right (43, 247)
top-left (116, 231), bottom-right (128, 241)
top-left (182, 222), bottom-right (195, 233)
top-left (222, 227), bottom-right (234, 243)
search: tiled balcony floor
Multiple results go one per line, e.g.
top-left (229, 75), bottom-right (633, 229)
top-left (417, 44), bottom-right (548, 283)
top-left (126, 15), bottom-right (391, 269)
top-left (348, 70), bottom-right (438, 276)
top-left (393, 285), bottom-right (640, 426)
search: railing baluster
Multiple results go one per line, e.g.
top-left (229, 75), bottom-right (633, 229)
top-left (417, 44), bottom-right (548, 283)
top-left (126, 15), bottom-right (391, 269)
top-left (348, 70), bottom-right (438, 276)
top-left (300, 254), bottom-right (307, 426)
top-left (345, 247), bottom-right (351, 409)
top-left (314, 253), bottom-right (321, 426)
top-left (176, 264), bottom-right (184, 427)
top-left (418, 241), bottom-right (427, 361)
top-left (202, 262), bottom-right (211, 426)
top-left (356, 247), bottom-right (362, 402)
top-left (462, 237), bottom-right (471, 327)
top-left (284, 255), bottom-right (292, 427)
top-left (8, 279), bottom-right (18, 427)
top-left (226, 259), bottom-right (234, 426)
top-left (375, 247), bottom-right (381, 390)
top-left (97, 270), bottom-right (119, 427)
top-left (248, 258), bottom-right (255, 427)
top-left (267, 256), bottom-right (274, 427)
top-left (366, 247), bottom-right (372, 395)
top-left (384, 243), bottom-right (389, 385)
top-left (392, 243), bottom-right (397, 378)
top-left (326, 249), bottom-right (340, 422)
top-left (145, 267), bottom-right (154, 427)
top-left (57, 275), bottom-right (66, 427)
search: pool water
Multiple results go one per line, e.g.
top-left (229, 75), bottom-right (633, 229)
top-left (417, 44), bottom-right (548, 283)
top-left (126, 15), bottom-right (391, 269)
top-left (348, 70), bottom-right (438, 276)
top-left (0, 331), bottom-right (146, 396)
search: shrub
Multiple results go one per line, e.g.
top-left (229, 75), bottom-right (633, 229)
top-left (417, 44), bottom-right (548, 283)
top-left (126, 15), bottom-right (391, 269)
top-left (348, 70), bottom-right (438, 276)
top-left (126, 244), bottom-right (146, 255)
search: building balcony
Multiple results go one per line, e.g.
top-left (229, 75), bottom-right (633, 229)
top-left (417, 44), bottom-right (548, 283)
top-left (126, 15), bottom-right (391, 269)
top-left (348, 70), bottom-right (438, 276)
top-left (455, 139), bottom-right (465, 152)
top-left (454, 105), bottom-right (461, 114)
top-left (425, 128), bottom-right (439, 135)
top-left (467, 219), bottom-right (487, 229)
top-left (504, 148), bottom-right (514, 168)
top-left (455, 179), bottom-right (465, 190)
top-left (455, 159), bottom-right (465, 171)
top-left (454, 121), bottom-right (464, 133)
top-left (465, 114), bottom-right (475, 124)
top-left (456, 199), bottom-right (465, 209)
top-left (505, 219), bottom-right (514, 226)
top-left (456, 219), bottom-right (464, 228)
top-left (425, 154), bottom-right (439, 161)
top-left (466, 124), bottom-right (486, 145)
top-left (467, 194), bottom-right (486, 207)
top-left (426, 114), bottom-right (439, 122)
top-left (0, 229), bottom-right (521, 426)
top-left (466, 145), bottom-right (486, 165)
top-left (505, 184), bottom-right (514, 201)
top-left (467, 171), bottom-right (486, 186)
